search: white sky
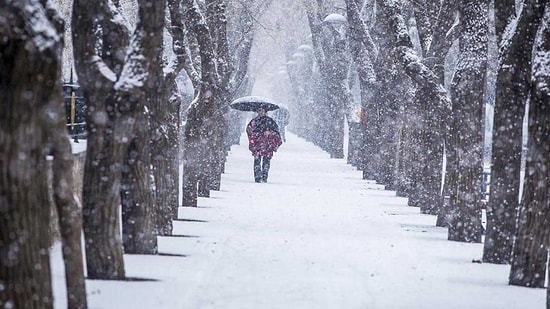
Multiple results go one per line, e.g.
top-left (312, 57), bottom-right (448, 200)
top-left (53, 129), bottom-right (544, 308)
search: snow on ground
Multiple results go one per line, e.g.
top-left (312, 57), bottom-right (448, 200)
top-left (52, 131), bottom-right (545, 308)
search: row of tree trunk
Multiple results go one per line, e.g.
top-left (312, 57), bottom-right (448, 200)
top-left (353, 0), bottom-right (550, 300)
top-left (285, 0), bottom-right (550, 303)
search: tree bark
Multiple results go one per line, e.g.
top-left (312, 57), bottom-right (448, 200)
top-left (121, 128), bottom-right (157, 254)
top-left (206, 0), bottom-right (227, 192)
top-left (431, 1), bottom-right (459, 227)
top-left (405, 0), bottom-right (457, 225)
top-left (483, 0), bottom-right (545, 263)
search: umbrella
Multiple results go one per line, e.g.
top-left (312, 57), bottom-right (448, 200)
top-left (230, 96), bottom-right (280, 112)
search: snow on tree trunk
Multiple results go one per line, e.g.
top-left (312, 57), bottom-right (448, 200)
top-left (509, 2), bottom-right (550, 288)
top-left (73, 0), bottom-right (128, 279)
top-left (410, 0), bottom-right (454, 212)
top-left (73, 0), bottom-right (164, 277)
top-left (181, 0), bottom-right (220, 207)
top-left (494, 0), bottom-right (517, 43)
top-left (120, 0), bottom-right (165, 255)
top-left (483, 0), bottom-right (545, 263)
top-left (411, 0), bottom-right (456, 221)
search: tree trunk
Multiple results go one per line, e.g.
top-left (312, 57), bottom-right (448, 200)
top-left (373, 0), bottom-right (417, 189)
top-left (414, 87), bottom-right (445, 215)
top-left (165, 80), bottom-right (183, 219)
top-left (151, 75), bottom-right (181, 233)
top-left (447, 0), bottom-right (488, 243)
top-left (151, 0), bottom-right (189, 230)
top-left (81, 106), bottom-right (126, 278)
top-left (0, 3), bottom-right (70, 307)
top-left (121, 130), bottom-right (157, 254)
top-left (73, 0), bottom-right (165, 276)
top-left (483, 0), bottom-right (545, 263)
top-left (206, 0), bottom-right (230, 192)
top-left (181, 0), bottom-right (220, 207)
top-left (45, 7), bottom-right (88, 308)
top-left (49, 78), bottom-right (88, 309)
top-left (305, 2), bottom-right (349, 159)
top-left (509, 2), bottom-right (550, 288)
top-left (120, 0), bottom-right (166, 254)
top-left (72, 0), bottom-right (129, 280)
top-left (411, 0), bottom-right (456, 225)
top-left (0, 110), bottom-right (52, 307)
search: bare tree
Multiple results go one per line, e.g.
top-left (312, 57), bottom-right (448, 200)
top-left (151, 0), bottom-right (190, 235)
top-left (225, 0), bottom-right (272, 148)
top-left (344, 0), bottom-right (378, 180)
top-left (120, 0), bottom-right (165, 254)
top-left (73, 0), bottom-right (128, 279)
top-left (484, 0), bottom-right (545, 263)
top-left (305, 0), bottom-right (352, 159)
top-left (72, 0), bottom-right (165, 278)
top-left (433, 1), bottom-right (461, 227)
top-left (481, 0), bottom-right (518, 264)
top-left (374, 0), bottom-right (450, 216)
top-left (0, 1), bottom-right (86, 307)
top-left (405, 1), bottom-right (454, 215)
top-left (181, 0), bottom-right (221, 207)
top-left (447, 0), bottom-right (489, 243)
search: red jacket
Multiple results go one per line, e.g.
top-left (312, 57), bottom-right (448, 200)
top-left (246, 116), bottom-right (282, 158)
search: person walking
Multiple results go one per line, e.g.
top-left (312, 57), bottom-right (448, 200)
top-left (246, 106), bottom-right (283, 183)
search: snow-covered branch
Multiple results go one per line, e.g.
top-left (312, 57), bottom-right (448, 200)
top-left (532, 4), bottom-right (550, 96)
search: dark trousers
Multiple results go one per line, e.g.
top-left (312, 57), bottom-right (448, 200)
top-left (254, 156), bottom-right (271, 182)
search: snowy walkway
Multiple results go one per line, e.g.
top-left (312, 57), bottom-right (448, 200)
top-left (52, 132), bottom-right (544, 308)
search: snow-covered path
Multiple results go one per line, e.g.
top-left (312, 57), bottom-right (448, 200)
top-left (52, 132), bottom-right (544, 308)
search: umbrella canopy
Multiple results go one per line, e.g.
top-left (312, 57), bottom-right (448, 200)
top-left (230, 96), bottom-right (280, 112)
